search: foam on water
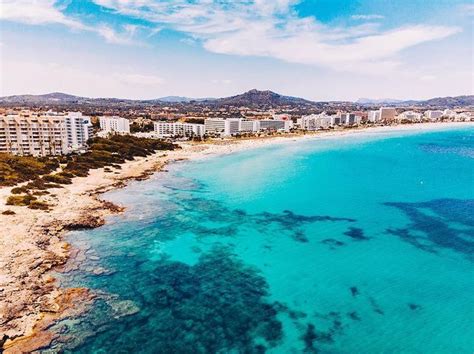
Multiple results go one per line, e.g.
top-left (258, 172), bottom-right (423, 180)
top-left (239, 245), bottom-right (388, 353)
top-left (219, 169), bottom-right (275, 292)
top-left (53, 127), bottom-right (474, 353)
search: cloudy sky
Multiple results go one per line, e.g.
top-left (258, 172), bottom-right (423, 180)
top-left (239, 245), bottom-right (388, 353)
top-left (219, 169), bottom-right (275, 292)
top-left (0, 0), bottom-right (473, 100)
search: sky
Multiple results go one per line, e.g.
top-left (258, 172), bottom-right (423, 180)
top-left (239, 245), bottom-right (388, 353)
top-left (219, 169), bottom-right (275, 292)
top-left (0, 0), bottom-right (473, 101)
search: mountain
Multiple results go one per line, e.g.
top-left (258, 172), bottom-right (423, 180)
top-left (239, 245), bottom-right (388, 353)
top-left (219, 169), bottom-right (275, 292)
top-left (156, 96), bottom-right (215, 103)
top-left (201, 89), bottom-right (314, 107)
top-left (0, 92), bottom-right (86, 104)
top-left (356, 95), bottom-right (474, 108)
top-left (356, 98), bottom-right (404, 104)
top-left (418, 95), bottom-right (474, 107)
top-left (0, 91), bottom-right (472, 109)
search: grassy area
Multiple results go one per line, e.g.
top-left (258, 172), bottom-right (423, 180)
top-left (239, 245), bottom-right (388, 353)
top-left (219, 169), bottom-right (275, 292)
top-left (1, 135), bottom-right (177, 209)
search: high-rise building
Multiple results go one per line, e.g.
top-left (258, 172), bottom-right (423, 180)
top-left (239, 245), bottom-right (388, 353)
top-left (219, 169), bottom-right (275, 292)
top-left (379, 107), bottom-right (397, 122)
top-left (367, 110), bottom-right (381, 122)
top-left (65, 112), bottom-right (93, 151)
top-left (99, 116), bottom-right (130, 134)
top-left (0, 111), bottom-right (67, 156)
top-left (154, 122), bottom-right (205, 137)
top-left (424, 110), bottom-right (443, 120)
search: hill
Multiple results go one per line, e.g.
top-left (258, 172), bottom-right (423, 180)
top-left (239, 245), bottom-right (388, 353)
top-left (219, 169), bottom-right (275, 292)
top-left (202, 89), bottom-right (314, 107)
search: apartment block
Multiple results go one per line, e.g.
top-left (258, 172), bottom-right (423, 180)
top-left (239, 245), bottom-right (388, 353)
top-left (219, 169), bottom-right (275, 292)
top-left (0, 111), bottom-right (67, 156)
top-left (65, 112), bottom-right (93, 150)
top-left (367, 110), bottom-right (381, 122)
top-left (379, 107), bottom-right (397, 122)
top-left (154, 121), bottom-right (205, 137)
top-left (99, 116), bottom-right (130, 134)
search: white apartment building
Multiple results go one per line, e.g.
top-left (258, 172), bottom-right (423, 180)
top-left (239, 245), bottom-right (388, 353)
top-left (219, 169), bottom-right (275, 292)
top-left (99, 116), bottom-right (130, 134)
top-left (204, 118), bottom-right (227, 136)
top-left (339, 113), bottom-right (361, 126)
top-left (259, 119), bottom-right (292, 132)
top-left (379, 107), bottom-right (397, 122)
top-left (398, 111), bottom-right (423, 122)
top-left (367, 110), bottom-right (381, 122)
top-left (424, 110), bottom-right (443, 120)
top-left (299, 114), bottom-right (333, 130)
top-left (204, 118), bottom-right (241, 136)
top-left (64, 112), bottom-right (93, 151)
top-left (154, 121), bottom-right (205, 138)
top-left (240, 120), bottom-right (260, 133)
top-left (0, 111), bottom-right (68, 156)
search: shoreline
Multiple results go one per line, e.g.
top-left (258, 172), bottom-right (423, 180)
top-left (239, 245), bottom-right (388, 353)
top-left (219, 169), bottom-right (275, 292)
top-left (0, 121), bottom-right (472, 351)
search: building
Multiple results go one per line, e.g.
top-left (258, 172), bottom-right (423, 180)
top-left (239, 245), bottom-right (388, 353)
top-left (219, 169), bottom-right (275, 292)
top-left (65, 112), bottom-right (93, 151)
top-left (204, 118), bottom-right (242, 136)
top-left (299, 114), bottom-right (334, 130)
top-left (240, 120), bottom-right (260, 133)
top-left (0, 111), bottom-right (67, 156)
top-left (339, 113), bottom-right (360, 126)
top-left (226, 118), bottom-right (242, 136)
top-left (424, 110), bottom-right (443, 120)
top-left (154, 121), bottom-right (205, 138)
top-left (367, 110), bottom-right (381, 123)
top-left (259, 119), bottom-right (292, 132)
top-left (99, 116), bottom-right (130, 134)
top-left (204, 118), bottom-right (227, 136)
top-left (398, 111), bottom-right (423, 122)
top-left (379, 107), bottom-right (397, 122)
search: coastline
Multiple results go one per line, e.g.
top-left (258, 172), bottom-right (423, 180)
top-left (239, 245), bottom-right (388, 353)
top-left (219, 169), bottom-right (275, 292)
top-left (0, 121), bottom-right (472, 351)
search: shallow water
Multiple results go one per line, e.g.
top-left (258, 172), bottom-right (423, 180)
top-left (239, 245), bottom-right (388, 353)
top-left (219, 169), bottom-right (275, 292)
top-left (53, 127), bottom-right (474, 353)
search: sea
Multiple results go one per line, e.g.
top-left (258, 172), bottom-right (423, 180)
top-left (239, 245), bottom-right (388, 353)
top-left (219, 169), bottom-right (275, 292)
top-left (49, 126), bottom-right (474, 353)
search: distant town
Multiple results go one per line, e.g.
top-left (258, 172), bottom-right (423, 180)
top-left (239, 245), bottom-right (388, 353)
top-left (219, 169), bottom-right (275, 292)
top-left (0, 90), bottom-right (473, 157)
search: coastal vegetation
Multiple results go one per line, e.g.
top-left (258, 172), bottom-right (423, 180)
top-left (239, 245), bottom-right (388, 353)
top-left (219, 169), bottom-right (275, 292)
top-left (1, 135), bottom-right (176, 209)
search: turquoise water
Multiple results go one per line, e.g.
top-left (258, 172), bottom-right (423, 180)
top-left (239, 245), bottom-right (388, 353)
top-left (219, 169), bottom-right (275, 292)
top-left (53, 127), bottom-right (474, 353)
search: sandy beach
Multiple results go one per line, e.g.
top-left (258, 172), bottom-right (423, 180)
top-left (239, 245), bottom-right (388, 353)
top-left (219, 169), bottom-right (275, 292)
top-left (0, 121), bottom-right (472, 352)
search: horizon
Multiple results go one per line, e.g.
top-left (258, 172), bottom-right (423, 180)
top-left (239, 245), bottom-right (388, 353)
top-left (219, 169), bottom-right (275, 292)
top-left (1, 1), bottom-right (473, 101)
top-left (1, 89), bottom-right (473, 104)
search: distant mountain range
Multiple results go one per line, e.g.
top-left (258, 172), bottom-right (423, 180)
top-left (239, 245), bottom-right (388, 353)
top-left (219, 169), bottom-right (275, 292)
top-left (0, 90), bottom-right (472, 108)
top-left (356, 98), bottom-right (405, 104)
top-left (156, 96), bottom-right (215, 103)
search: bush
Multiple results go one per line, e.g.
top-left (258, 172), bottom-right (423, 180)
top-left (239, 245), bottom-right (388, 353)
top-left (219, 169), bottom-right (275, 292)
top-left (6, 194), bottom-right (37, 206)
top-left (28, 201), bottom-right (50, 210)
top-left (43, 174), bottom-right (72, 185)
top-left (11, 186), bottom-right (29, 194)
top-left (2, 210), bottom-right (15, 215)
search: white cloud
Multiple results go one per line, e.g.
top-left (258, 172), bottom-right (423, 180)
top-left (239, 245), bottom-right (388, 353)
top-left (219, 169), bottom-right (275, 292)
top-left (0, 0), bottom-right (135, 44)
top-left (458, 3), bottom-right (474, 16)
top-left (113, 73), bottom-right (165, 86)
top-left (0, 59), bottom-right (164, 98)
top-left (351, 14), bottom-right (385, 20)
top-left (90, 0), bottom-right (461, 74)
top-left (0, 0), bottom-right (463, 76)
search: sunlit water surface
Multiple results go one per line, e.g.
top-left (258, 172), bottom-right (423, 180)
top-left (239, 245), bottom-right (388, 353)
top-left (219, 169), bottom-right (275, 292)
top-left (51, 127), bottom-right (474, 353)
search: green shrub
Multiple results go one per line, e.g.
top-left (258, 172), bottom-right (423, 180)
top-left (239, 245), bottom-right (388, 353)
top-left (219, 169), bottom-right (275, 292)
top-left (11, 186), bottom-right (29, 194)
top-left (6, 194), bottom-right (37, 206)
top-left (43, 174), bottom-right (72, 185)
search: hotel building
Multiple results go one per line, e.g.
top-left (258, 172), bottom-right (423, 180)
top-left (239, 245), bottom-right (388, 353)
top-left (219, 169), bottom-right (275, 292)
top-left (367, 110), bottom-right (381, 122)
top-left (424, 110), bottom-right (444, 121)
top-left (259, 119), bottom-right (292, 132)
top-left (0, 111), bottom-right (67, 156)
top-left (398, 111), bottom-right (423, 122)
top-left (379, 107), bottom-right (397, 122)
top-left (99, 116), bottom-right (130, 134)
top-left (204, 118), bottom-right (241, 136)
top-left (154, 121), bottom-right (205, 138)
top-left (65, 112), bottom-right (93, 151)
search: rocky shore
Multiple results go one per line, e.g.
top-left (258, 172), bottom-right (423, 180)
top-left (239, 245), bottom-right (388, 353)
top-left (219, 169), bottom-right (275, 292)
top-left (0, 122), bottom-right (472, 352)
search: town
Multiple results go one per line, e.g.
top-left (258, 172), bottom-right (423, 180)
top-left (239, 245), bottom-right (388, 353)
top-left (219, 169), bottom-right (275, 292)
top-left (1, 105), bottom-right (472, 156)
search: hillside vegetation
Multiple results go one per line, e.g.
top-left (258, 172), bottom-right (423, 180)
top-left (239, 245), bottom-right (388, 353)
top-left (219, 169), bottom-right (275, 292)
top-left (1, 135), bottom-right (176, 209)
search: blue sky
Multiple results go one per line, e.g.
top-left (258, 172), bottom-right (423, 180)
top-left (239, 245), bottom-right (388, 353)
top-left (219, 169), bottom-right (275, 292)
top-left (0, 0), bottom-right (472, 100)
